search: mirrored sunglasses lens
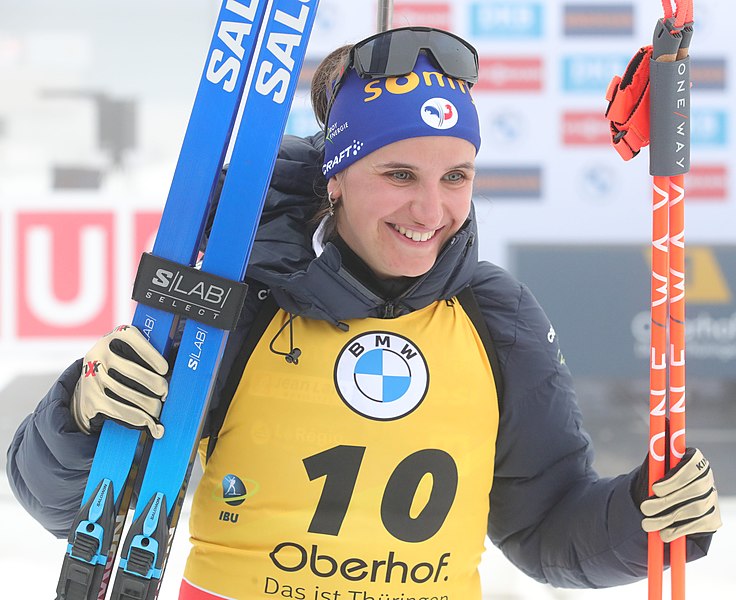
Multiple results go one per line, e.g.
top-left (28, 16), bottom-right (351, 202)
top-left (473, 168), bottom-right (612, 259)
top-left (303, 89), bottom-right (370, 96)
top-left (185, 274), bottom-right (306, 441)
top-left (354, 29), bottom-right (477, 81)
top-left (424, 35), bottom-right (477, 82)
top-left (355, 35), bottom-right (415, 77)
top-left (435, 51), bottom-right (478, 82)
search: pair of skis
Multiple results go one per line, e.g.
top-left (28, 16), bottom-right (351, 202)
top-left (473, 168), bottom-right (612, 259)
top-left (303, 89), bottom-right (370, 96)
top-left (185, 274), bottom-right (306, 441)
top-left (647, 1), bottom-right (693, 599)
top-left (56, 1), bottom-right (320, 598)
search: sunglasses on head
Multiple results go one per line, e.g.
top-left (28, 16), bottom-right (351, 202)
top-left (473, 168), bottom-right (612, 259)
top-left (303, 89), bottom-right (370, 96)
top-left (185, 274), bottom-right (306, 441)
top-left (325, 27), bottom-right (479, 123)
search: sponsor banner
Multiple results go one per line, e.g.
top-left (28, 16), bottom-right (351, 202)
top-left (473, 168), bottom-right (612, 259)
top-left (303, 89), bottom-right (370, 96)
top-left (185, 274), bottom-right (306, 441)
top-left (469, 2), bottom-right (544, 38)
top-left (563, 3), bottom-right (634, 37)
top-left (691, 58), bottom-right (727, 91)
top-left (688, 165), bottom-right (728, 201)
top-left (563, 111), bottom-right (609, 145)
top-left (473, 166), bottom-right (543, 199)
top-left (562, 54), bottom-right (630, 93)
top-left (692, 108), bottom-right (728, 146)
top-left (512, 245), bottom-right (736, 378)
top-left (393, 2), bottom-right (452, 30)
top-left (17, 212), bottom-right (115, 337)
top-left (476, 57), bottom-right (543, 92)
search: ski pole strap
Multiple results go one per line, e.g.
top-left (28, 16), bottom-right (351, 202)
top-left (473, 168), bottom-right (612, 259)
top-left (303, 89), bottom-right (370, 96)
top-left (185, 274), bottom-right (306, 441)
top-left (662, 0), bottom-right (694, 28)
top-left (605, 46), bottom-right (653, 161)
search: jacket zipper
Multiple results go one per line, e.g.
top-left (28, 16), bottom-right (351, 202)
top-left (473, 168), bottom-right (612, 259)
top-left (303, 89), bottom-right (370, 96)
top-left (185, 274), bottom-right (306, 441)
top-left (381, 233), bottom-right (467, 318)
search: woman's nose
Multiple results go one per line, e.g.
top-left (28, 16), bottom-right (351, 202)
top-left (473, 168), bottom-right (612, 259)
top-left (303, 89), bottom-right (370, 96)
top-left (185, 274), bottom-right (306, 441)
top-left (409, 185), bottom-right (443, 228)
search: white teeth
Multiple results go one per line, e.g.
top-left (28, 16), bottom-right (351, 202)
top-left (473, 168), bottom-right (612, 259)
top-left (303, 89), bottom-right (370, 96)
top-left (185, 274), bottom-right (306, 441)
top-left (393, 224), bottom-right (436, 242)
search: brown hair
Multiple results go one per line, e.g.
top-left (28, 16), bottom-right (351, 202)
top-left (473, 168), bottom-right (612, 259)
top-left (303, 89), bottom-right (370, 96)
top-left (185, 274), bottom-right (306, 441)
top-left (310, 44), bottom-right (353, 129)
top-left (309, 44), bottom-right (354, 235)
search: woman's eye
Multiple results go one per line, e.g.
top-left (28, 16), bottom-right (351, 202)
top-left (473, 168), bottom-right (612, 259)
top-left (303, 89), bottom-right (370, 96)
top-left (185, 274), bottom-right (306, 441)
top-left (445, 171), bottom-right (466, 182)
top-left (389, 171), bottom-right (412, 181)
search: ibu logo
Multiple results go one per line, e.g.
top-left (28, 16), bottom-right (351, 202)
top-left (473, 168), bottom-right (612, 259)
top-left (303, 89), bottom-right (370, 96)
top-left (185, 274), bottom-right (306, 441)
top-left (421, 98), bottom-right (458, 130)
top-left (214, 474), bottom-right (260, 526)
top-left (334, 332), bottom-right (429, 421)
top-left (212, 474), bottom-right (260, 508)
top-left (223, 474), bottom-right (247, 507)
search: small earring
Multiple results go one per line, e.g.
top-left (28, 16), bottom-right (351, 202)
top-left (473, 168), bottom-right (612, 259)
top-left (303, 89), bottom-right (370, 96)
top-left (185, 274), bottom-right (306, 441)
top-left (328, 192), bottom-right (336, 217)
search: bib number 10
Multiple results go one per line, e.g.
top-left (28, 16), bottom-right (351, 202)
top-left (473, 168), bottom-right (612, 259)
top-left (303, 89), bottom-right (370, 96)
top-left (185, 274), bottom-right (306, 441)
top-left (303, 445), bottom-right (458, 543)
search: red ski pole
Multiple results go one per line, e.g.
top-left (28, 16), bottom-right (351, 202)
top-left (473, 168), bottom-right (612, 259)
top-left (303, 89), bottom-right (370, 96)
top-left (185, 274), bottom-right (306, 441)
top-left (603, 1), bottom-right (693, 597)
top-left (648, 172), bottom-right (669, 599)
top-left (667, 17), bottom-right (693, 600)
top-left (668, 171), bottom-right (687, 600)
top-left (649, 2), bottom-right (693, 598)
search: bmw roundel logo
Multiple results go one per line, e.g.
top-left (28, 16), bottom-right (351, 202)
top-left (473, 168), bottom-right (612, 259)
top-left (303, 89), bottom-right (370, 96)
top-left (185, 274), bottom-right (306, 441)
top-left (334, 331), bottom-right (429, 420)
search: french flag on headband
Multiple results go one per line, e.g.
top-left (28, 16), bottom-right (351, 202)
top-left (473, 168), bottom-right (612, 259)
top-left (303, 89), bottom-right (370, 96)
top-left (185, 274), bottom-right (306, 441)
top-left (322, 52), bottom-right (481, 179)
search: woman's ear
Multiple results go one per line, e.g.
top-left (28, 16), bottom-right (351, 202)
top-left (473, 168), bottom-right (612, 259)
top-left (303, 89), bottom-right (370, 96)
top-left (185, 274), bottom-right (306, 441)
top-left (326, 174), bottom-right (342, 201)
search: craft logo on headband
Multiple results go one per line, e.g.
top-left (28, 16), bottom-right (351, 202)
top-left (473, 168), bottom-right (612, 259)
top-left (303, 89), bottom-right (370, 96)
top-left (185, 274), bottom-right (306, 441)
top-left (322, 53), bottom-right (481, 179)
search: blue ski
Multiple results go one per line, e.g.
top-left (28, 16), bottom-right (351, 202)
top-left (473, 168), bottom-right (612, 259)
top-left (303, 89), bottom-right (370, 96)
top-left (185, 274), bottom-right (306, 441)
top-left (109, 0), bottom-right (321, 598)
top-left (56, 1), bottom-right (271, 599)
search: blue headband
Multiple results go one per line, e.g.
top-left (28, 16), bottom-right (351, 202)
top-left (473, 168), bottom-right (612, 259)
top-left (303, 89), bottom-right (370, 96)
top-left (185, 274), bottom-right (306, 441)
top-left (322, 53), bottom-right (481, 179)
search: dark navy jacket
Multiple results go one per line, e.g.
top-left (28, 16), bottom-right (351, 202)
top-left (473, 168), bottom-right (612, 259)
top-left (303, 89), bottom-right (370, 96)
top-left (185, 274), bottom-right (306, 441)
top-left (7, 133), bottom-right (710, 588)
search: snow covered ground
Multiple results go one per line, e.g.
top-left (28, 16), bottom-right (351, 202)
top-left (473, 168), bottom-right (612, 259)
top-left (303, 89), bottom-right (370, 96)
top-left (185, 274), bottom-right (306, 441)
top-left (1, 475), bottom-right (733, 599)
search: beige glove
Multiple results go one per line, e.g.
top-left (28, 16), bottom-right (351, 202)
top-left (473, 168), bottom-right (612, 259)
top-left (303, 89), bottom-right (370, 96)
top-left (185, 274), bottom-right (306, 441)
top-left (71, 325), bottom-right (169, 439)
top-left (641, 448), bottom-right (722, 543)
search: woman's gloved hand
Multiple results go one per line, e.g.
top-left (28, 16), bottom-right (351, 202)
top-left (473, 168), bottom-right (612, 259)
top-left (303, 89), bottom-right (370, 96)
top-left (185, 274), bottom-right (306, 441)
top-left (71, 325), bottom-right (169, 439)
top-left (635, 447), bottom-right (722, 543)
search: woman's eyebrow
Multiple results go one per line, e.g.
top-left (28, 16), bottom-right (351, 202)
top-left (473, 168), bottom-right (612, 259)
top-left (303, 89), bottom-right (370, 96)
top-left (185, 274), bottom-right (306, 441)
top-left (375, 161), bottom-right (417, 169)
top-left (375, 161), bottom-right (476, 170)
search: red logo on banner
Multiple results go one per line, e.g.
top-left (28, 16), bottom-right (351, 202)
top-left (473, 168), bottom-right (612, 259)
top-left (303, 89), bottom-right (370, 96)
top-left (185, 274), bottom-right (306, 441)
top-left (563, 111), bottom-right (609, 145)
top-left (476, 57), bottom-right (543, 92)
top-left (18, 212), bottom-right (115, 337)
top-left (688, 165), bottom-right (727, 201)
top-left (394, 2), bottom-right (452, 29)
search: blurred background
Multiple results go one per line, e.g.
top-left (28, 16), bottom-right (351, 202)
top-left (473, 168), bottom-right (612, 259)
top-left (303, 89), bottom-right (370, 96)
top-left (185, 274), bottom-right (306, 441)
top-left (1, 0), bottom-right (733, 597)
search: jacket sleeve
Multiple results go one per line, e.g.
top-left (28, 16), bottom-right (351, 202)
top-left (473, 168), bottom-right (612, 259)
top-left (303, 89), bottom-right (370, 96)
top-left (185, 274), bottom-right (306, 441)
top-left (6, 360), bottom-right (98, 538)
top-left (471, 263), bottom-right (711, 588)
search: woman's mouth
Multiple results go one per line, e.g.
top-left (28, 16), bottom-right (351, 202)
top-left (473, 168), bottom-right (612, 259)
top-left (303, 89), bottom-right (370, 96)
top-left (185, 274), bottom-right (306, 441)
top-left (392, 224), bottom-right (438, 242)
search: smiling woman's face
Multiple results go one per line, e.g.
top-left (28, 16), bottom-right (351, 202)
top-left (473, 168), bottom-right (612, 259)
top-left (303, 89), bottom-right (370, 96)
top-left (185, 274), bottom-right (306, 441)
top-left (327, 136), bottom-right (475, 279)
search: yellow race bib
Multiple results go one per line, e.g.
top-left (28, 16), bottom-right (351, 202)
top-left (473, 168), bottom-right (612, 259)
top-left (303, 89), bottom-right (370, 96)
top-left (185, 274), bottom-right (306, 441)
top-left (185, 299), bottom-right (499, 600)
